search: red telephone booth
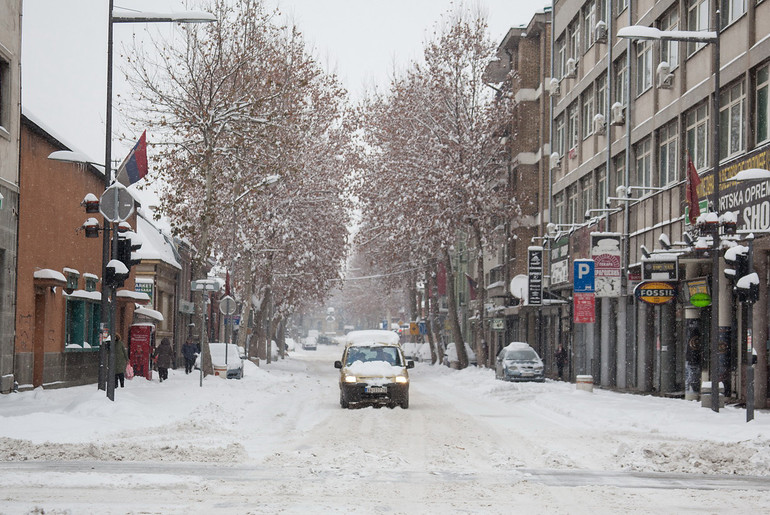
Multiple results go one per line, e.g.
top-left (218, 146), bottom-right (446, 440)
top-left (129, 323), bottom-right (155, 380)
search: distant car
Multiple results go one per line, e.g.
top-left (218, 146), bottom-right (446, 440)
top-left (495, 342), bottom-right (545, 382)
top-left (302, 336), bottom-right (317, 350)
top-left (443, 342), bottom-right (477, 367)
top-left (195, 342), bottom-right (245, 379)
top-left (317, 334), bottom-right (336, 345)
top-left (334, 340), bottom-right (414, 409)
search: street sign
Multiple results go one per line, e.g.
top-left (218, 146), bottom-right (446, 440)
top-left (219, 295), bottom-right (237, 315)
top-left (574, 292), bottom-right (595, 323)
top-left (573, 259), bottom-right (595, 293)
top-left (191, 279), bottom-right (219, 291)
top-left (99, 183), bottom-right (135, 222)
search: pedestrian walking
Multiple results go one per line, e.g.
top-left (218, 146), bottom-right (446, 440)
top-left (154, 337), bottom-right (174, 382)
top-left (182, 336), bottom-right (198, 374)
top-left (686, 328), bottom-right (702, 394)
top-left (114, 334), bottom-right (128, 388)
top-left (555, 344), bottom-right (567, 380)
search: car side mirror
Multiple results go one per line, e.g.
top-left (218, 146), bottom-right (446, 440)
top-left (407, 360), bottom-right (415, 369)
top-left (334, 361), bottom-right (342, 369)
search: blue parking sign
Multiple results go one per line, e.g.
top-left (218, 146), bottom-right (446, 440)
top-left (574, 259), bottom-right (595, 293)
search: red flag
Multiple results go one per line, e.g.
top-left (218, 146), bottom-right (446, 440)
top-left (116, 130), bottom-right (149, 186)
top-left (465, 273), bottom-right (478, 301)
top-left (686, 153), bottom-right (701, 224)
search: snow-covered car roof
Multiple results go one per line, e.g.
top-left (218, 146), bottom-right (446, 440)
top-left (345, 329), bottom-right (400, 346)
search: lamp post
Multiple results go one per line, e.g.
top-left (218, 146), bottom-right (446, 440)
top-left (619, 15), bottom-right (721, 411)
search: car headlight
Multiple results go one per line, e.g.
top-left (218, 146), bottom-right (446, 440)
top-left (534, 365), bottom-right (544, 371)
top-left (344, 375), bottom-right (358, 383)
top-left (394, 375), bottom-right (408, 384)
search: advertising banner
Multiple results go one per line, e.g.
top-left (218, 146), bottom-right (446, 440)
top-left (591, 233), bottom-right (621, 297)
top-left (574, 292), bottom-right (595, 323)
top-left (528, 246), bottom-right (543, 305)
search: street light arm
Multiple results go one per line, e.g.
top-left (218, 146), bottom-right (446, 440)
top-left (112, 10), bottom-right (216, 24)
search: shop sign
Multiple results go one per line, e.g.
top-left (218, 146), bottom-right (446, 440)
top-left (491, 318), bottom-right (505, 331)
top-left (573, 292), bottom-right (595, 323)
top-left (528, 247), bottom-right (543, 305)
top-left (641, 256), bottom-right (678, 281)
top-left (550, 235), bottom-right (570, 285)
top-left (684, 278), bottom-right (711, 307)
top-left (635, 281), bottom-right (677, 305)
top-left (591, 233), bottom-right (621, 297)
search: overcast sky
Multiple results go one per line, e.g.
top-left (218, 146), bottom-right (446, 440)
top-left (22, 0), bottom-right (547, 163)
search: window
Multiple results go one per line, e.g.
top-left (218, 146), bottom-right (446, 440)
top-left (556, 37), bottom-right (566, 79)
top-left (583, 1), bottom-right (597, 51)
top-left (636, 40), bottom-right (653, 96)
top-left (596, 74), bottom-right (607, 117)
top-left (658, 121), bottom-right (679, 186)
top-left (568, 185), bottom-right (579, 223)
top-left (597, 166), bottom-right (607, 207)
top-left (0, 56), bottom-right (9, 132)
top-left (553, 192), bottom-right (565, 225)
top-left (617, 0), bottom-right (628, 13)
top-left (719, 81), bottom-right (745, 160)
top-left (615, 54), bottom-right (628, 106)
top-left (65, 297), bottom-right (101, 349)
top-left (686, 103), bottom-right (709, 169)
top-left (687, 0), bottom-right (710, 56)
top-left (757, 64), bottom-right (769, 144)
top-left (660, 7), bottom-right (680, 70)
top-left (635, 137), bottom-right (652, 191)
top-left (581, 175), bottom-right (594, 216)
top-left (568, 102), bottom-right (579, 150)
top-left (613, 153), bottom-right (626, 195)
top-left (720, 0), bottom-right (747, 28)
top-left (583, 85), bottom-right (595, 138)
top-left (554, 114), bottom-right (565, 156)
top-left (569, 18), bottom-right (581, 60)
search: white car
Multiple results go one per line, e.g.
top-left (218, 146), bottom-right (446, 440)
top-left (302, 336), bottom-right (317, 350)
top-left (195, 342), bottom-right (245, 379)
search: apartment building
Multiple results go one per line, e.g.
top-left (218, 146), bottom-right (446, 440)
top-left (550, 0), bottom-right (770, 407)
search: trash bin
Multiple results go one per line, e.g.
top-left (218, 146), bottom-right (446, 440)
top-left (576, 375), bottom-right (594, 392)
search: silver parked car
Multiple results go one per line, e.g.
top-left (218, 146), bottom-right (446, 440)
top-left (495, 342), bottom-right (545, 382)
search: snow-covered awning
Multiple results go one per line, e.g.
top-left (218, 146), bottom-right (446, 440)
top-left (134, 306), bottom-right (164, 322)
top-left (117, 290), bottom-right (151, 305)
top-left (65, 289), bottom-right (101, 301)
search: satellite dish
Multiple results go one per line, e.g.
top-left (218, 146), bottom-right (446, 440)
top-left (510, 274), bottom-right (528, 302)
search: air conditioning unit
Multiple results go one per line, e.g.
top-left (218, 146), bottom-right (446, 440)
top-left (656, 61), bottom-right (674, 89)
top-left (593, 113), bottom-right (606, 135)
top-left (610, 102), bottom-right (625, 126)
top-left (550, 152), bottom-right (561, 170)
top-left (595, 21), bottom-right (608, 43)
top-left (547, 77), bottom-right (560, 96)
top-left (565, 58), bottom-right (577, 78)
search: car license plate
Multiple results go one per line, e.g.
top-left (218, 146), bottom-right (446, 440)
top-left (522, 371), bottom-right (533, 377)
top-left (365, 386), bottom-right (387, 394)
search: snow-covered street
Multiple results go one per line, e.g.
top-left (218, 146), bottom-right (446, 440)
top-left (1, 345), bottom-right (770, 514)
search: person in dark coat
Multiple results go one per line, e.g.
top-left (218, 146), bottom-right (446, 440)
top-left (154, 337), bottom-right (174, 382)
top-left (114, 334), bottom-right (129, 388)
top-left (555, 344), bottom-right (568, 380)
top-left (182, 336), bottom-right (198, 374)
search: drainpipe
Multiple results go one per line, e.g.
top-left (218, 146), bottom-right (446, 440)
top-left (624, 0), bottom-right (634, 389)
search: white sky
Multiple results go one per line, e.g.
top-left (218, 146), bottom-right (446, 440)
top-left (22, 0), bottom-right (547, 162)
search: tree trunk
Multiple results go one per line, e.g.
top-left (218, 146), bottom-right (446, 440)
top-left (443, 247), bottom-right (468, 368)
top-left (472, 222), bottom-right (488, 368)
top-left (425, 267), bottom-right (439, 364)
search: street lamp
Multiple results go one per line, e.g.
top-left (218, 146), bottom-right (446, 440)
top-left (619, 15), bottom-right (721, 411)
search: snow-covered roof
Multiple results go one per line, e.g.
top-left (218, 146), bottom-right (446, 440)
top-left (134, 306), bottom-right (164, 321)
top-left (135, 212), bottom-right (181, 270)
top-left (33, 269), bottom-right (66, 282)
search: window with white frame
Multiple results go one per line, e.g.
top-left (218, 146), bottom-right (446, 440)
top-left (757, 64), bottom-right (769, 145)
top-left (596, 74), bottom-right (607, 116)
top-left (597, 166), bottom-right (607, 207)
top-left (617, 0), bottom-right (628, 13)
top-left (687, 0), bottom-right (710, 56)
top-left (569, 18), bottom-right (581, 60)
top-left (615, 54), bottom-right (628, 106)
top-left (583, 1), bottom-right (597, 51)
top-left (635, 137), bottom-right (652, 191)
top-left (613, 153), bottom-right (626, 195)
top-left (581, 175), bottom-right (594, 216)
top-left (659, 7), bottom-right (680, 70)
top-left (658, 121), bottom-right (679, 187)
top-left (686, 102), bottom-right (709, 170)
top-left (568, 185), bottom-right (579, 223)
top-left (720, 0), bottom-right (747, 28)
top-left (553, 192), bottom-right (565, 225)
top-left (556, 37), bottom-right (566, 79)
top-left (568, 102), bottom-right (579, 150)
top-left (636, 39), bottom-right (653, 96)
top-left (719, 81), bottom-right (745, 160)
top-left (555, 114), bottom-right (565, 156)
top-left (0, 56), bottom-right (9, 132)
top-left (583, 85), bottom-right (595, 138)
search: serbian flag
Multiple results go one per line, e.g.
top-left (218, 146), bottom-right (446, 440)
top-left (117, 131), bottom-right (149, 186)
top-left (686, 152), bottom-right (701, 224)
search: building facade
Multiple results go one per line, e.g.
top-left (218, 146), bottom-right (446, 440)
top-left (548, 0), bottom-right (770, 406)
top-left (0, 1), bottom-right (21, 393)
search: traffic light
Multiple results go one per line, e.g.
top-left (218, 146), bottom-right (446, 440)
top-left (105, 259), bottom-right (129, 288)
top-left (116, 230), bottom-right (142, 270)
top-left (724, 245), bottom-right (758, 303)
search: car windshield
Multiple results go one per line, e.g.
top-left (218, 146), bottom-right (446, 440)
top-left (506, 349), bottom-right (538, 361)
top-left (345, 346), bottom-right (402, 366)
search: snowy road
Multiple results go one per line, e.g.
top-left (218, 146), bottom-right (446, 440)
top-left (1, 345), bottom-right (770, 514)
